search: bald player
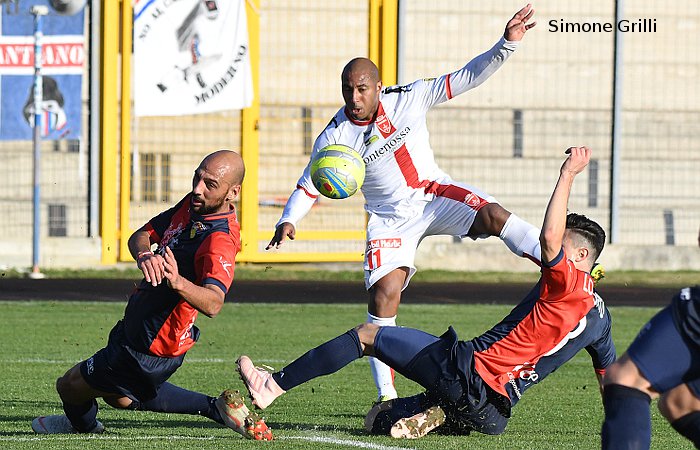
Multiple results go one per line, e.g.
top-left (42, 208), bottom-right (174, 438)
top-left (31, 150), bottom-right (272, 440)
top-left (268, 5), bottom-right (539, 402)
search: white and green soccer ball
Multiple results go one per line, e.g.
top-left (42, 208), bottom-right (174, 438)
top-left (310, 144), bottom-right (365, 199)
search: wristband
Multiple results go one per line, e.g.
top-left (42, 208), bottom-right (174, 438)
top-left (137, 250), bottom-right (154, 260)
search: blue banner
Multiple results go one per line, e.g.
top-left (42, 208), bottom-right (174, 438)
top-left (0, 0), bottom-right (85, 140)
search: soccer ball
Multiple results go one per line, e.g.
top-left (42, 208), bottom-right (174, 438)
top-left (310, 144), bottom-right (365, 199)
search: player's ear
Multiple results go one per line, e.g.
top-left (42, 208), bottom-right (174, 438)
top-left (227, 184), bottom-right (241, 202)
top-left (576, 246), bottom-right (589, 263)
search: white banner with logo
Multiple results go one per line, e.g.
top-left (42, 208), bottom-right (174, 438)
top-left (133, 0), bottom-right (253, 117)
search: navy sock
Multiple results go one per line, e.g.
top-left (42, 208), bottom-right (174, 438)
top-left (133, 382), bottom-right (223, 425)
top-left (601, 383), bottom-right (652, 450)
top-left (671, 412), bottom-right (700, 449)
top-left (272, 329), bottom-right (363, 391)
top-left (63, 399), bottom-right (98, 432)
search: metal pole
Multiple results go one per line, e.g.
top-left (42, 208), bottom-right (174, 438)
top-left (89, 0), bottom-right (101, 237)
top-left (396, 0), bottom-right (405, 84)
top-left (29, 5), bottom-right (48, 279)
top-left (610, 0), bottom-right (624, 243)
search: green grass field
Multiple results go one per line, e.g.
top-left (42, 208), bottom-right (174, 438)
top-left (2, 265), bottom-right (698, 287)
top-left (0, 301), bottom-right (692, 449)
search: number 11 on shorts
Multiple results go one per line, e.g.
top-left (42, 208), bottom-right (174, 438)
top-left (367, 249), bottom-right (381, 270)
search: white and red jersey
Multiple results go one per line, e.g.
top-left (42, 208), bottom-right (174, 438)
top-left (277, 37), bottom-right (518, 227)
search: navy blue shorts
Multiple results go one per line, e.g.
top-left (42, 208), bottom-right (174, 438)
top-left (79, 321), bottom-right (185, 401)
top-left (374, 326), bottom-right (508, 435)
top-left (628, 306), bottom-right (700, 398)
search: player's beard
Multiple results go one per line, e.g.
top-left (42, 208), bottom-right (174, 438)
top-left (191, 195), bottom-right (226, 215)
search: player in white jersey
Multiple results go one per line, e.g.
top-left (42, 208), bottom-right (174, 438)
top-left (268, 4), bottom-right (539, 402)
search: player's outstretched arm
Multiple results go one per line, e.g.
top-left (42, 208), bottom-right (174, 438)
top-left (267, 222), bottom-right (296, 250)
top-left (504, 4), bottom-right (536, 42)
top-left (540, 147), bottom-right (591, 263)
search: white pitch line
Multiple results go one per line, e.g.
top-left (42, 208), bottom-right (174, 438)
top-left (0, 433), bottom-right (416, 450)
top-left (283, 434), bottom-right (416, 450)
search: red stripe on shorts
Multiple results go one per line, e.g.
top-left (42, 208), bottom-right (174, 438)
top-left (393, 144), bottom-right (488, 211)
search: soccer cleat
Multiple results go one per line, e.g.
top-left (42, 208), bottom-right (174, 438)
top-left (31, 414), bottom-right (104, 434)
top-left (245, 410), bottom-right (274, 441)
top-left (214, 389), bottom-right (273, 440)
top-left (236, 355), bottom-right (285, 410)
top-left (365, 399), bottom-right (395, 433)
top-left (390, 405), bottom-right (445, 439)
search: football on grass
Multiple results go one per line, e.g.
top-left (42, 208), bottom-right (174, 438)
top-left (310, 144), bottom-right (365, 199)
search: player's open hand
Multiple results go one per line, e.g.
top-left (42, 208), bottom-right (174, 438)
top-left (504, 4), bottom-right (536, 42)
top-left (562, 146), bottom-right (591, 177)
top-left (163, 246), bottom-right (183, 291)
top-left (138, 251), bottom-right (165, 287)
top-left (266, 222), bottom-right (296, 250)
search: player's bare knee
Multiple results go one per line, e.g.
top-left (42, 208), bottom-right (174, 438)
top-left (658, 385), bottom-right (700, 421)
top-left (354, 323), bottom-right (380, 355)
top-left (55, 376), bottom-right (66, 396)
top-left (658, 394), bottom-right (675, 421)
top-left (56, 372), bottom-right (79, 401)
top-left (603, 355), bottom-right (637, 386)
top-left (103, 396), bottom-right (134, 409)
top-left (471, 204), bottom-right (510, 236)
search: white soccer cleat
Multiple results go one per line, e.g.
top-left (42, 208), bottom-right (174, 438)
top-left (390, 405), bottom-right (445, 439)
top-left (31, 414), bottom-right (104, 434)
top-left (214, 389), bottom-right (273, 440)
top-left (236, 355), bottom-right (285, 410)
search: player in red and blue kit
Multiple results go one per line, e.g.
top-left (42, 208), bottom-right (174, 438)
top-left (602, 285), bottom-right (700, 449)
top-left (31, 150), bottom-right (272, 440)
top-left (238, 147), bottom-right (612, 438)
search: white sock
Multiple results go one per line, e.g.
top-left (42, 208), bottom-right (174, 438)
top-left (499, 213), bottom-right (542, 263)
top-left (367, 313), bottom-right (398, 401)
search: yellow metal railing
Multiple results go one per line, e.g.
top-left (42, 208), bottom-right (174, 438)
top-left (102, 0), bottom-right (398, 265)
top-left (99, 0), bottom-right (119, 264)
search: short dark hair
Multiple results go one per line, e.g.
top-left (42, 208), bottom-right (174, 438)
top-left (566, 213), bottom-right (606, 262)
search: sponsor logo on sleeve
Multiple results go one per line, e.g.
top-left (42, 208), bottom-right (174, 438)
top-left (219, 255), bottom-right (232, 277)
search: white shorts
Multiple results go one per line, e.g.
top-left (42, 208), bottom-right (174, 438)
top-left (363, 180), bottom-right (497, 290)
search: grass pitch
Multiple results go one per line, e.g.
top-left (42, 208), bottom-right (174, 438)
top-left (0, 301), bottom-right (692, 449)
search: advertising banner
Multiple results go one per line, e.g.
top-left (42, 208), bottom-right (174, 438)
top-left (0, 1), bottom-right (84, 140)
top-left (134, 0), bottom-right (253, 117)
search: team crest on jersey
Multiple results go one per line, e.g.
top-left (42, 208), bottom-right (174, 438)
top-left (375, 113), bottom-right (395, 137)
top-left (189, 221), bottom-right (207, 239)
top-left (374, 103), bottom-right (396, 138)
top-left (464, 193), bottom-right (481, 208)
